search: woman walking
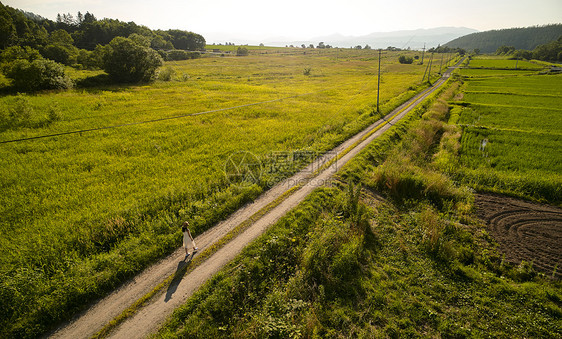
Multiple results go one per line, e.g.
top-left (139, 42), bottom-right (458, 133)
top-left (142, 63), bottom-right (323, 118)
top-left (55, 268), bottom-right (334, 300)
top-left (182, 221), bottom-right (198, 256)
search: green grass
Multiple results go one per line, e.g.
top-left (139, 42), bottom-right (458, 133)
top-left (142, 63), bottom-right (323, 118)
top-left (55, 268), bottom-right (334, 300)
top-left (0, 49), bottom-right (441, 337)
top-left (467, 57), bottom-right (544, 70)
top-left (460, 127), bottom-right (561, 174)
top-left (445, 69), bottom-right (562, 204)
top-left (457, 104), bottom-right (562, 133)
top-left (157, 81), bottom-right (562, 338)
top-left (458, 68), bottom-right (538, 77)
top-left (158, 188), bottom-right (562, 338)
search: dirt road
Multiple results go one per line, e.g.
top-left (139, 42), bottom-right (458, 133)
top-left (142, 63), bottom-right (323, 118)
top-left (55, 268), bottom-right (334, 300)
top-left (49, 63), bottom-right (460, 339)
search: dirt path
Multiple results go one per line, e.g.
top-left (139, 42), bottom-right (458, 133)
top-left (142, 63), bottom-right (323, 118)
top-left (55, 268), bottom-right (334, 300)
top-left (49, 64), bottom-right (459, 339)
top-left (475, 193), bottom-right (562, 279)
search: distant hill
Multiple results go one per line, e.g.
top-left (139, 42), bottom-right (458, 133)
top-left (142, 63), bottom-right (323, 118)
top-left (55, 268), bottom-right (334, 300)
top-left (444, 24), bottom-right (562, 53)
top-left (260, 27), bottom-right (478, 49)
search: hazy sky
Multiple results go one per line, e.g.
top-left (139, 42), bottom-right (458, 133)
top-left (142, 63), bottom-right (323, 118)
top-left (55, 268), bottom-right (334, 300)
top-left (5, 0), bottom-right (561, 42)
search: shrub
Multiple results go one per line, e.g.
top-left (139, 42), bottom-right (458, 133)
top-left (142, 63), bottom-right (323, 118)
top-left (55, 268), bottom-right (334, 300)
top-left (236, 46), bottom-right (249, 56)
top-left (8, 94), bottom-right (34, 126)
top-left (47, 102), bottom-right (62, 122)
top-left (0, 46), bottom-right (42, 64)
top-left (158, 66), bottom-right (175, 81)
top-left (4, 58), bottom-right (73, 92)
top-left (41, 44), bottom-right (77, 65)
top-left (166, 49), bottom-right (189, 61)
top-left (398, 55), bottom-right (414, 64)
top-left (102, 37), bottom-right (163, 83)
top-left (164, 50), bottom-right (200, 61)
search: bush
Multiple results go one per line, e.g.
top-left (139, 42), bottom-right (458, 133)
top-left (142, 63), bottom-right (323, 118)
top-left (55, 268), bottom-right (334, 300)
top-left (0, 46), bottom-right (42, 64)
top-left (398, 55), bottom-right (414, 64)
top-left (166, 49), bottom-right (189, 60)
top-left (41, 44), bottom-right (77, 65)
top-left (163, 50), bottom-right (200, 61)
top-left (102, 37), bottom-right (163, 83)
top-left (8, 94), bottom-right (34, 126)
top-left (4, 58), bottom-right (73, 92)
top-left (158, 66), bottom-right (175, 81)
top-left (236, 46), bottom-right (249, 56)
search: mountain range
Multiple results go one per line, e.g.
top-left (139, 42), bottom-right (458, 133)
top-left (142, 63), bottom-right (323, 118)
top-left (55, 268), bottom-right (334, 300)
top-left (209, 27), bottom-right (478, 49)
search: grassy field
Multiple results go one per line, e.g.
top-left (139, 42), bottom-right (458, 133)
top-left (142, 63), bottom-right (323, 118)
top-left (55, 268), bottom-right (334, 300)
top-left (0, 48), bottom-right (453, 337)
top-left (467, 58), bottom-right (543, 70)
top-left (442, 57), bottom-right (562, 203)
top-left (157, 79), bottom-right (562, 338)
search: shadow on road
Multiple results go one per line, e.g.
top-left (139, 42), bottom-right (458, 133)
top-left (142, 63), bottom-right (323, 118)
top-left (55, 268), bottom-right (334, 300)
top-left (165, 255), bottom-right (192, 302)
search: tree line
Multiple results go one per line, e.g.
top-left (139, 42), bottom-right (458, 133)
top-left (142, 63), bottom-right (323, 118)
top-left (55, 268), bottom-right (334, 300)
top-left (0, 3), bottom-right (206, 91)
top-left (443, 24), bottom-right (562, 54)
top-left (495, 36), bottom-right (562, 62)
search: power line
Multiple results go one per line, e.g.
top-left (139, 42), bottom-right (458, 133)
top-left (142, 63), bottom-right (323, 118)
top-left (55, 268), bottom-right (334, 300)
top-left (0, 91), bottom-right (325, 145)
top-left (1, 51), bottom-right (389, 145)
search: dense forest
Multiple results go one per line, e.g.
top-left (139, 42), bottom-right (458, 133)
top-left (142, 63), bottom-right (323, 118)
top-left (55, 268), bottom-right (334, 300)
top-left (444, 24), bottom-right (562, 54)
top-left (0, 3), bottom-right (205, 52)
top-left (0, 2), bottom-right (205, 90)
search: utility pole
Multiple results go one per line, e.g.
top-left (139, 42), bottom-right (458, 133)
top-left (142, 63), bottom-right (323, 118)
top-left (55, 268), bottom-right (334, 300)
top-left (420, 43), bottom-right (426, 65)
top-left (377, 49), bottom-right (382, 114)
top-left (421, 52), bottom-right (434, 84)
top-left (427, 52), bottom-right (434, 84)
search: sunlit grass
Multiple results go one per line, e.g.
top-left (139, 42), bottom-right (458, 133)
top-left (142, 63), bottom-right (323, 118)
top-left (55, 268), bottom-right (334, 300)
top-left (445, 61), bottom-right (562, 203)
top-left (0, 49), bottom-right (446, 337)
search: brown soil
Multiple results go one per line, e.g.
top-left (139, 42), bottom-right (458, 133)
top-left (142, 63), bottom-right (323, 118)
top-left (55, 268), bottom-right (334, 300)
top-left (475, 193), bottom-right (562, 279)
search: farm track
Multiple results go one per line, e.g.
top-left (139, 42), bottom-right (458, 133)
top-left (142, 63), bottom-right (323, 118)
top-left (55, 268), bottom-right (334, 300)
top-left (48, 61), bottom-right (461, 339)
top-left (476, 193), bottom-right (562, 279)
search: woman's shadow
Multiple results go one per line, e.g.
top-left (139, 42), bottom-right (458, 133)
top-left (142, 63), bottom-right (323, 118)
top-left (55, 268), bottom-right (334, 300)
top-left (165, 254), bottom-right (193, 302)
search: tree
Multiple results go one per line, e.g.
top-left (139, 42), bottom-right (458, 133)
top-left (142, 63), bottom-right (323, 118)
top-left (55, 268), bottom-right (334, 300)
top-left (83, 11), bottom-right (97, 24)
top-left (49, 29), bottom-right (74, 45)
top-left (167, 30), bottom-right (205, 50)
top-left (4, 58), bottom-right (73, 92)
top-left (317, 42), bottom-right (325, 49)
top-left (102, 37), bottom-right (162, 83)
top-left (513, 49), bottom-right (532, 60)
top-left (0, 7), bottom-right (16, 49)
top-left (128, 33), bottom-right (151, 47)
top-left (151, 33), bottom-right (173, 50)
top-left (43, 29), bottom-right (77, 65)
top-left (532, 36), bottom-right (562, 61)
top-left (0, 46), bottom-right (42, 63)
top-left (236, 46), bottom-right (249, 56)
top-left (41, 44), bottom-right (76, 65)
top-left (495, 45), bottom-right (515, 55)
top-left (398, 55), bottom-right (413, 64)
